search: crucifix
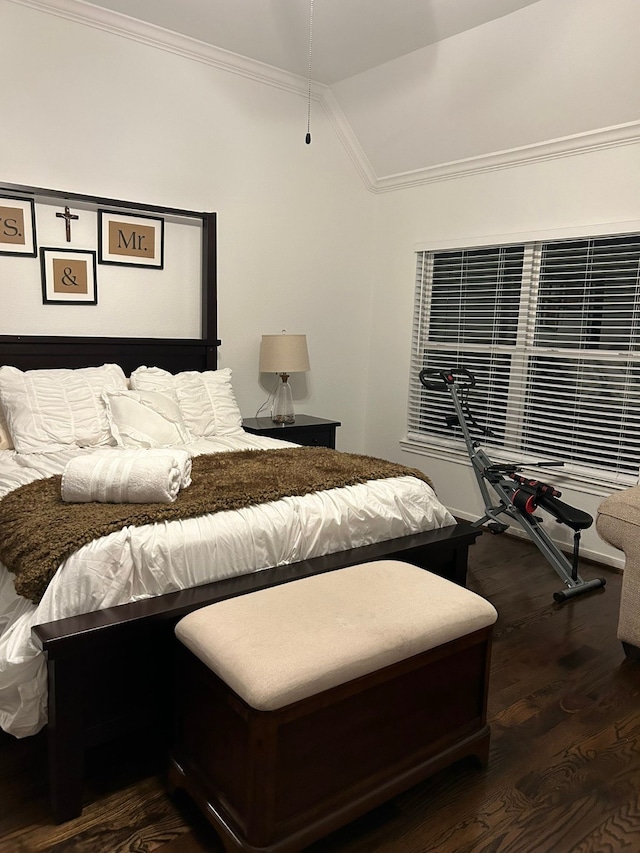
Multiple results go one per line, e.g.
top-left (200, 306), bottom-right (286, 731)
top-left (56, 205), bottom-right (79, 242)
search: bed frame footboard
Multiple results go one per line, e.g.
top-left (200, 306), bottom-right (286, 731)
top-left (32, 521), bottom-right (480, 823)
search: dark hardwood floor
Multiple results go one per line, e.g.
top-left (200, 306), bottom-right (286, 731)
top-left (2, 531), bottom-right (639, 853)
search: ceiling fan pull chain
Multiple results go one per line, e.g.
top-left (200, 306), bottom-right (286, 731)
top-left (306, 0), bottom-right (314, 144)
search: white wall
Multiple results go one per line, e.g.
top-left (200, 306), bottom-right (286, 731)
top-left (367, 141), bottom-right (640, 566)
top-left (0, 1), bottom-right (376, 451)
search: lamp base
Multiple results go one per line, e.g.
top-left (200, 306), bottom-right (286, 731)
top-left (272, 374), bottom-right (295, 424)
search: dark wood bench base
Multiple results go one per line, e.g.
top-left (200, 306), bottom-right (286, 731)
top-left (169, 626), bottom-right (492, 852)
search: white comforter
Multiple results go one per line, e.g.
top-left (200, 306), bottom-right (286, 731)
top-left (0, 434), bottom-right (455, 737)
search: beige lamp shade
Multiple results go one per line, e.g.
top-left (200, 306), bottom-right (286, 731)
top-left (259, 334), bottom-right (310, 374)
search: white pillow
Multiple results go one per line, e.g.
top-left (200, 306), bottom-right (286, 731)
top-left (103, 389), bottom-right (192, 448)
top-left (0, 364), bottom-right (128, 453)
top-left (130, 366), bottom-right (243, 437)
top-left (0, 407), bottom-right (13, 451)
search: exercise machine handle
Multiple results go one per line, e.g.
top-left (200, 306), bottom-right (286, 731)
top-left (419, 367), bottom-right (476, 391)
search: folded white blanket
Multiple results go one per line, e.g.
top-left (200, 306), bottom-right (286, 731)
top-left (92, 447), bottom-right (193, 488)
top-left (61, 453), bottom-right (183, 503)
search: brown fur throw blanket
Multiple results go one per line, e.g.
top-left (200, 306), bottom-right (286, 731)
top-left (0, 447), bottom-right (433, 604)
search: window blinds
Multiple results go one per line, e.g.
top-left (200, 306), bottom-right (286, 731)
top-left (408, 233), bottom-right (640, 483)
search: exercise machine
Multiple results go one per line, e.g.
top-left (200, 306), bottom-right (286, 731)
top-left (419, 367), bottom-right (606, 602)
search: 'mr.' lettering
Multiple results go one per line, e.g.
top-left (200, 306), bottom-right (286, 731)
top-left (108, 220), bottom-right (155, 258)
top-left (117, 228), bottom-right (146, 251)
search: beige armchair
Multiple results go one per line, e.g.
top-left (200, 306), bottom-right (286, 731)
top-left (596, 486), bottom-right (640, 659)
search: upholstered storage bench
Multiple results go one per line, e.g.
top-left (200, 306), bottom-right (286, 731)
top-left (168, 560), bottom-right (498, 853)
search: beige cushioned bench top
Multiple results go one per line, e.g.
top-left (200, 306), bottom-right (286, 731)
top-left (175, 559), bottom-right (498, 711)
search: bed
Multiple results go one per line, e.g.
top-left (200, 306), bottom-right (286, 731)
top-left (0, 334), bottom-right (481, 823)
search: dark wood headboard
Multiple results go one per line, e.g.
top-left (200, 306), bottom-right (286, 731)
top-left (0, 182), bottom-right (220, 375)
top-left (0, 334), bottom-right (219, 375)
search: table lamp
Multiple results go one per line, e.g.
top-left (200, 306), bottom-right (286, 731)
top-left (259, 333), bottom-right (310, 424)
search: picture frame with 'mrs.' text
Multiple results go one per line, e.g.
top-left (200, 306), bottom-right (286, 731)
top-left (0, 195), bottom-right (37, 257)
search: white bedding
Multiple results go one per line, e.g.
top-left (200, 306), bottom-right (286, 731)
top-left (0, 434), bottom-right (455, 738)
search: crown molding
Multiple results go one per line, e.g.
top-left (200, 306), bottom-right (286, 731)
top-left (8, 0), bottom-right (311, 97)
top-left (10, 0), bottom-right (640, 195)
top-left (372, 121), bottom-right (640, 193)
top-left (319, 90), bottom-right (378, 190)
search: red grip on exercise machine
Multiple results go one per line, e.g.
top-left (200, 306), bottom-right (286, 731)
top-left (512, 488), bottom-right (537, 514)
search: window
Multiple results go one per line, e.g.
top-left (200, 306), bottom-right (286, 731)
top-left (407, 233), bottom-right (640, 485)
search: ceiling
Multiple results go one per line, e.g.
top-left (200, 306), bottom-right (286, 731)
top-left (54, 0), bottom-right (637, 182)
top-left (80, 0), bottom-right (543, 86)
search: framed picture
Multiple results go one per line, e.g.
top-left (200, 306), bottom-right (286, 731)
top-left (98, 210), bottom-right (164, 268)
top-left (0, 195), bottom-right (36, 257)
top-left (40, 247), bottom-right (97, 305)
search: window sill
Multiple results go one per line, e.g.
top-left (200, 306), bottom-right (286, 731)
top-left (400, 435), bottom-right (635, 498)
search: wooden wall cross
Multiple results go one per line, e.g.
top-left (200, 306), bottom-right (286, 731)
top-left (56, 206), bottom-right (79, 242)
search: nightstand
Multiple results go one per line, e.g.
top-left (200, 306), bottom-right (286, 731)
top-left (242, 414), bottom-right (341, 449)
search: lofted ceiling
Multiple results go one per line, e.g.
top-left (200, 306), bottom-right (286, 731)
top-left (77, 0), bottom-right (544, 85)
top-left (37, 0), bottom-right (640, 183)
